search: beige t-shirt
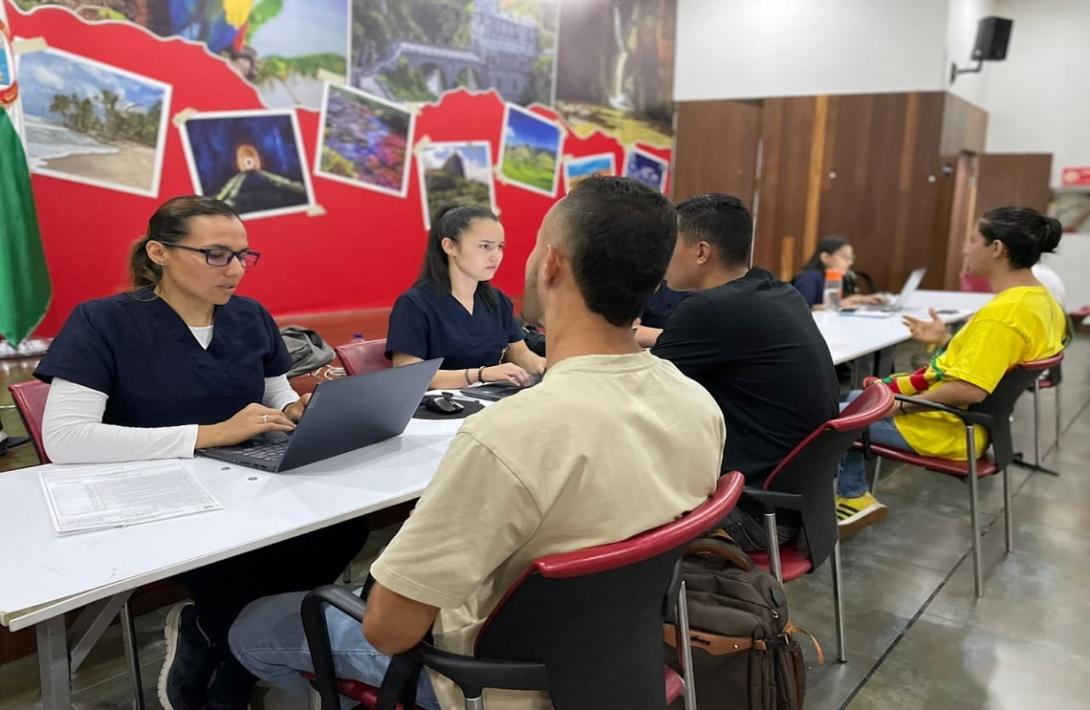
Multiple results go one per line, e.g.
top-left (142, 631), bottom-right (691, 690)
top-left (370, 351), bottom-right (726, 709)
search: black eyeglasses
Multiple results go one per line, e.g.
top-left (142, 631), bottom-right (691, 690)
top-left (161, 243), bottom-right (261, 268)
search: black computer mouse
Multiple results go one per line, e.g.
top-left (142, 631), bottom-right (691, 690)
top-left (423, 393), bottom-right (464, 415)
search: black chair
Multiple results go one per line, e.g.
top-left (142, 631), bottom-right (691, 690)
top-left (1021, 315), bottom-right (1074, 474)
top-left (743, 383), bottom-right (894, 663)
top-left (865, 355), bottom-right (1064, 598)
top-left (301, 472), bottom-right (747, 710)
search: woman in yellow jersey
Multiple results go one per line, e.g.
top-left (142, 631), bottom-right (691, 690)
top-left (836, 206), bottom-right (1066, 536)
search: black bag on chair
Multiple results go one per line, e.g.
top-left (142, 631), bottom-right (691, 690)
top-left (279, 326), bottom-right (335, 378)
top-left (665, 534), bottom-right (811, 710)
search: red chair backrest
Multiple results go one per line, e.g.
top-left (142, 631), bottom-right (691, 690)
top-left (960, 273), bottom-right (992, 293)
top-left (8, 380), bottom-right (50, 464)
top-left (333, 339), bottom-right (391, 376)
top-left (471, 472), bottom-right (744, 709)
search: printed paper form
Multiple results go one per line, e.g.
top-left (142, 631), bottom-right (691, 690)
top-left (40, 461), bottom-right (221, 535)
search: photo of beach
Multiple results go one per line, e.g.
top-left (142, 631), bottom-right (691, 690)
top-left (417, 141), bottom-right (496, 229)
top-left (499, 104), bottom-right (562, 196)
top-left (17, 47), bottom-right (171, 197)
top-left (179, 109), bottom-right (314, 220)
top-left (563, 153), bottom-right (615, 192)
top-left (315, 83), bottom-right (415, 197)
top-left (624, 147), bottom-right (668, 192)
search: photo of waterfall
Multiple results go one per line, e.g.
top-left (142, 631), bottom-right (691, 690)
top-left (553, 0), bottom-right (675, 147)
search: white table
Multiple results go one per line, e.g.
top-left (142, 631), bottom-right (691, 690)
top-left (0, 414), bottom-right (466, 708)
top-left (816, 289), bottom-right (992, 369)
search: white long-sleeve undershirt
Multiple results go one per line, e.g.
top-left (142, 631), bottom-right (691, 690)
top-left (40, 325), bottom-right (299, 464)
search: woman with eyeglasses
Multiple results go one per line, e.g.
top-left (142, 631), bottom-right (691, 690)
top-left (34, 195), bottom-right (369, 710)
top-left (386, 204), bottom-right (545, 389)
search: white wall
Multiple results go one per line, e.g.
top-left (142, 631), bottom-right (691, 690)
top-left (945, 0), bottom-right (997, 107)
top-left (674, 0), bottom-right (950, 101)
top-left (984, 0), bottom-right (1090, 186)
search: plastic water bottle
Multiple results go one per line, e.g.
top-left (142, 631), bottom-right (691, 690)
top-left (823, 269), bottom-right (843, 311)
top-left (352, 332), bottom-right (365, 343)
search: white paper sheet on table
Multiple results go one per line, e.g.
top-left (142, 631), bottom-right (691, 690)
top-left (40, 461), bottom-right (221, 535)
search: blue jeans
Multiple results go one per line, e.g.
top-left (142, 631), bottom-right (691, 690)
top-left (837, 390), bottom-right (914, 498)
top-left (228, 590), bottom-right (441, 710)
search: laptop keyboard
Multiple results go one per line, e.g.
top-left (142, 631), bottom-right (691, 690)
top-left (239, 440), bottom-right (290, 461)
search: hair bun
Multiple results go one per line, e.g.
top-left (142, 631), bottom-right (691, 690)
top-left (1040, 216), bottom-right (1062, 253)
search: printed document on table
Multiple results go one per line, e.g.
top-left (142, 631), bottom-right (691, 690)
top-left (40, 461), bottom-right (221, 535)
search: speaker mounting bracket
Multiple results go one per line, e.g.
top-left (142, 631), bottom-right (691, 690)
top-left (950, 59), bottom-right (984, 84)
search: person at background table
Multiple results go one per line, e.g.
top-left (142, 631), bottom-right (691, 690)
top-left (33, 196), bottom-right (369, 710)
top-left (386, 204), bottom-right (546, 389)
top-left (836, 207), bottom-right (1067, 537)
top-left (792, 235), bottom-right (884, 309)
top-left (634, 280), bottom-right (688, 347)
top-left (651, 193), bottom-right (839, 549)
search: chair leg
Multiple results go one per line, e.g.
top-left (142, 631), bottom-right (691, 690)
top-left (763, 513), bottom-right (783, 583)
top-left (1033, 381), bottom-right (1041, 467)
top-left (676, 579), bottom-right (699, 710)
top-left (966, 425), bottom-right (984, 598)
top-left (1003, 466), bottom-right (1013, 554)
top-left (308, 686), bottom-right (322, 710)
top-left (464, 697), bottom-right (486, 710)
top-left (870, 458), bottom-right (883, 495)
top-left (831, 539), bottom-right (847, 663)
top-left (1055, 383), bottom-right (1062, 450)
top-left (119, 601), bottom-right (145, 710)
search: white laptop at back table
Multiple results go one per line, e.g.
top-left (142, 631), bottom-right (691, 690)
top-left (885, 268), bottom-right (927, 311)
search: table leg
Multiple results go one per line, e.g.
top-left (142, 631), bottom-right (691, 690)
top-left (36, 615), bottom-right (71, 709)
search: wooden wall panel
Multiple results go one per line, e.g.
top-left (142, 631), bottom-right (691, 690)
top-left (754, 97), bottom-right (819, 279)
top-left (974, 153), bottom-right (1053, 219)
top-left (673, 100), bottom-right (762, 204)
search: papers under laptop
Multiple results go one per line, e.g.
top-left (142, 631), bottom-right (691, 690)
top-left (199, 358), bottom-right (442, 472)
top-left (862, 268), bottom-right (927, 312)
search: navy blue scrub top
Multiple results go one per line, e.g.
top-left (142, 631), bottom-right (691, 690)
top-left (34, 289), bottom-right (292, 428)
top-left (386, 281), bottom-right (525, 371)
top-left (640, 281), bottom-right (689, 329)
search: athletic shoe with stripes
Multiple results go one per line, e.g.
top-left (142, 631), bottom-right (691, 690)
top-left (836, 492), bottom-right (888, 538)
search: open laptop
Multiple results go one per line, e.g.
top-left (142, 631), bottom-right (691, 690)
top-left (460, 373), bottom-right (543, 402)
top-left (862, 267), bottom-right (926, 312)
top-left (199, 358), bottom-right (441, 472)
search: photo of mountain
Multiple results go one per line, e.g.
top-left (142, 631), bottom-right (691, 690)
top-left (417, 140), bottom-right (496, 229)
top-left (499, 103), bottom-right (561, 195)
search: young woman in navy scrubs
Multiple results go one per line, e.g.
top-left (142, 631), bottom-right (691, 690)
top-left (387, 204), bottom-right (546, 388)
top-left (34, 196), bottom-right (369, 710)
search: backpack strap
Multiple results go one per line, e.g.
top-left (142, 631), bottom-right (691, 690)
top-left (684, 537), bottom-right (753, 572)
top-left (785, 621), bottom-right (824, 666)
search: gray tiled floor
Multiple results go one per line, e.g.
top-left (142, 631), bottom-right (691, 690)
top-left (3, 338), bottom-right (1089, 709)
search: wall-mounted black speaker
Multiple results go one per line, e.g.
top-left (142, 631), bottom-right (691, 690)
top-left (972, 16), bottom-right (1013, 61)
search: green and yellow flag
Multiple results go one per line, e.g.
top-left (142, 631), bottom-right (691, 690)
top-left (0, 9), bottom-right (51, 346)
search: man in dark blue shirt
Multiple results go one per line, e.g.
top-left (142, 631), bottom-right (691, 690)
top-left (651, 194), bottom-right (839, 549)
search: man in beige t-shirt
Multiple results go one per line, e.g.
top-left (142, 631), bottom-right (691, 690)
top-left (229, 176), bottom-right (726, 709)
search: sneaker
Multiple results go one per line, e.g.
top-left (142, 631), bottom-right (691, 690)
top-left (159, 602), bottom-right (217, 710)
top-left (836, 492), bottom-right (889, 538)
top-left (205, 656), bottom-right (258, 710)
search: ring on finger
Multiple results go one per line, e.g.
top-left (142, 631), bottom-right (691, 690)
top-left (262, 414), bottom-right (269, 423)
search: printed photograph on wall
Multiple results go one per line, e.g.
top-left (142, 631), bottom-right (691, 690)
top-left (17, 47), bottom-right (171, 197)
top-left (417, 140), bottom-right (496, 229)
top-left (623, 146), bottom-right (667, 192)
top-left (11, 0), bottom-right (350, 109)
top-left (350, 0), bottom-right (557, 106)
top-left (554, 0), bottom-right (676, 147)
top-left (1052, 192), bottom-right (1090, 233)
top-left (315, 82), bottom-right (415, 197)
top-left (499, 103), bottom-right (561, 196)
top-left (563, 152), bottom-right (614, 192)
top-left (179, 109), bottom-right (314, 219)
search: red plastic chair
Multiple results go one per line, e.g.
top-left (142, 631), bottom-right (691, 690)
top-left (8, 380), bottom-right (50, 463)
top-left (742, 383), bottom-right (894, 664)
top-left (334, 339), bottom-right (392, 377)
top-left (865, 355), bottom-right (1063, 598)
top-left (302, 472), bottom-right (747, 710)
top-left (959, 273), bottom-right (992, 293)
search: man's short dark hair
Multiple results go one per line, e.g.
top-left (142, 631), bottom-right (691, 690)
top-left (557, 176), bottom-right (677, 326)
top-left (676, 193), bottom-right (753, 268)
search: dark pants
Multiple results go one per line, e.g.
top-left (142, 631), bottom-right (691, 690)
top-left (178, 516), bottom-right (370, 690)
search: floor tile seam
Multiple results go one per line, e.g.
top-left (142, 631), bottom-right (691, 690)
top-left (912, 610), bottom-right (1090, 663)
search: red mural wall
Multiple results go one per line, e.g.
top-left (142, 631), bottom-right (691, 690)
top-left (5, 4), bottom-right (673, 338)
